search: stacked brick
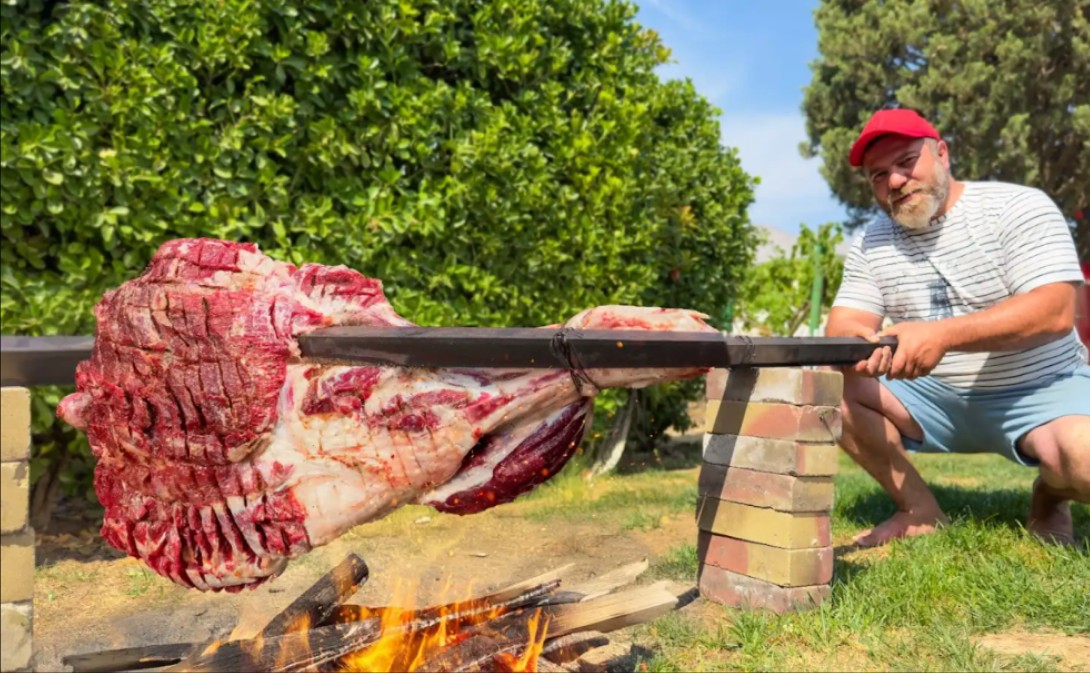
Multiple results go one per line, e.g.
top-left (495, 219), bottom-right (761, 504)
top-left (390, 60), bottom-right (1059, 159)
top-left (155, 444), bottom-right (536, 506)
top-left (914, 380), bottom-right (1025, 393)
top-left (1, 387), bottom-right (34, 672)
top-left (697, 367), bottom-right (843, 614)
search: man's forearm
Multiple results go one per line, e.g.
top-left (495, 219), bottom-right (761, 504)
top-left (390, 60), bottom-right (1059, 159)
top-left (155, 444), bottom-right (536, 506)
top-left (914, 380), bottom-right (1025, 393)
top-left (935, 284), bottom-right (1076, 352)
top-left (826, 306), bottom-right (883, 339)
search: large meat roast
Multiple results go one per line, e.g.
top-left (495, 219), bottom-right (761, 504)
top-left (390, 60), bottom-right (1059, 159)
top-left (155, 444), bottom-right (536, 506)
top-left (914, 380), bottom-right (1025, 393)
top-left (57, 238), bottom-right (715, 592)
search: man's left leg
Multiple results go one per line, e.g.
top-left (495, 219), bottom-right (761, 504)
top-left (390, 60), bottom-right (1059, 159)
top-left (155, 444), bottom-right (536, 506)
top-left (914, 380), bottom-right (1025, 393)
top-left (1018, 415), bottom-right (1090, 544)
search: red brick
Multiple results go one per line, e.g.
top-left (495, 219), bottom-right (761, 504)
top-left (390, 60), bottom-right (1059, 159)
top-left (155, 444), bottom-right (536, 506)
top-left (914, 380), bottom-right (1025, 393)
top-left (705, 401), bottom-right (842, 442)
top-left (706, 367), bottom-right (843, 407)
top-left (698, 530), bottom-right (833, 586)
top-left (702, 434), bottom-right (840, 476)
top-left (698, 563), bottom-right (832, 613)
top-left (698, 464), bottom-right (833, 512)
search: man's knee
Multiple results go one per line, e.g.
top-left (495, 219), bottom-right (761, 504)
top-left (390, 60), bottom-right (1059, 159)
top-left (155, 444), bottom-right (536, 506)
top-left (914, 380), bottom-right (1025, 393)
top-left (840, 375), bottom-right (874, 438)
top-left (841, 374), bottom-right (922, 443)
top-left (1022, 415), bottom-right (1090, 495)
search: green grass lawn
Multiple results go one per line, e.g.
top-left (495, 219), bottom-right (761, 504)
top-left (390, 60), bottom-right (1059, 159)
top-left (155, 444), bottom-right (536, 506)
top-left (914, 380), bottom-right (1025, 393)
top-left (630, 451), bottom-right (1090, 672)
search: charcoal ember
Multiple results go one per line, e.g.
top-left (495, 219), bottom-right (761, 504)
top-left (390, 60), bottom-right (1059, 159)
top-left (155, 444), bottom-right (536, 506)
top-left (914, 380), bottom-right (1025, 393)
top-left (57, 238), bottom-right (715, 591)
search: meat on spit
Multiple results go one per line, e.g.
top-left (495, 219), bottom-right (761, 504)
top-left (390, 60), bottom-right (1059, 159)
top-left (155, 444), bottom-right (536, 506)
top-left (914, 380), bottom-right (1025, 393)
top-left (57, 239), bottom-right (715, 591)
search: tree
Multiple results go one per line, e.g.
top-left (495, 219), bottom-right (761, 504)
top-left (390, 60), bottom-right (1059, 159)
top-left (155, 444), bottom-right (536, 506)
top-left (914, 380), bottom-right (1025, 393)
top-left (1, 0), bottom-right (757, 516)
top-left (736, 223), bottom-right (845, 337)
top-left (802, 0), bottom-right (1090, 259)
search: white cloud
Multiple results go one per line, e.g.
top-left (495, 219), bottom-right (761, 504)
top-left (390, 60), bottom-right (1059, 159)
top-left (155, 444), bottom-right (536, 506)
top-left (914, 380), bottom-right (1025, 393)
top-left (640, 0), bottom-right (707, 35)
top-left (720, 112), bottom-right (848, 232)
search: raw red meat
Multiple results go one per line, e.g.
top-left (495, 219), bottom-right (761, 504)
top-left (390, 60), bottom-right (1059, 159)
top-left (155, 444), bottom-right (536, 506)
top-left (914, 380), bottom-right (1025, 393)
top-left (57, 239), bottom-right (714, 591)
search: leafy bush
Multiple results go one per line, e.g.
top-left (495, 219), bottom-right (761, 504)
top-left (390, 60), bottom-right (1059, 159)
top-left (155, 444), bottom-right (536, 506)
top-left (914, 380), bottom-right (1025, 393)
top-left (1, 0), bottom-right (757, 512)
top-left (736, 222), bottom-right (845, 336)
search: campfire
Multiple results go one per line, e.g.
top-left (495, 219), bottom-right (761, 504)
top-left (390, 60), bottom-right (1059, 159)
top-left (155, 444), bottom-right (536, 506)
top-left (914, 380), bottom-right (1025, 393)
top-left (63, 554), bottom-right (693, 672)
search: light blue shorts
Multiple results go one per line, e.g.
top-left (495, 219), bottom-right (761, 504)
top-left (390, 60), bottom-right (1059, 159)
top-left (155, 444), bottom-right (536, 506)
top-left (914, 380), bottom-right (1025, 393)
top-left (882, 363), bottom-right (1090, 466)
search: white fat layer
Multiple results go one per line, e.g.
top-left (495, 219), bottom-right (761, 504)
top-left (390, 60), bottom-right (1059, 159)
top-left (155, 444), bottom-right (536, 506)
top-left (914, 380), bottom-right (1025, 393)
top-left (246, 304), bottom-right (714, 558)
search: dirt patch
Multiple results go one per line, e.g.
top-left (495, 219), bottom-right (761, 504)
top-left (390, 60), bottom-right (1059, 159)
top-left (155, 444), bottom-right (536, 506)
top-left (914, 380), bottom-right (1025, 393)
top-left (975, 630), bottom-right (1090, 672)
top-left (30, 479), bottom-right (703, 672)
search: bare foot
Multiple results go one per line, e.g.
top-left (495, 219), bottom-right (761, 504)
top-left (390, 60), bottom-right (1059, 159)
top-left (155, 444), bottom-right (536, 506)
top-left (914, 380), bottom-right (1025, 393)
top-left (1027, 477), bottom-right (1075, 546)
top-left (853, 510), bottom-right (948, 548)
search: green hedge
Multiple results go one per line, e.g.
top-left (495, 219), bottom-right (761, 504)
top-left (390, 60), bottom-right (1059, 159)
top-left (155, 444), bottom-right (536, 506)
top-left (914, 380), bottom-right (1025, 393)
top-left (1, 0), bottom-right (757, 509)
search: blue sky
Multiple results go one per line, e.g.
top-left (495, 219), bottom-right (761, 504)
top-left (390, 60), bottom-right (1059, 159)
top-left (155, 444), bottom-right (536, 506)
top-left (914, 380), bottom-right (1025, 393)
top-left (633, 0), bottom-right (849, 235)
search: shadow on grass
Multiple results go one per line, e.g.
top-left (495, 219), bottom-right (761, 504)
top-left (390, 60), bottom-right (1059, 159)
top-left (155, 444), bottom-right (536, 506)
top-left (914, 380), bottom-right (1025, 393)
top-left (830, 554), bottom-right (871, 584)
top-left (614, 438), bottom-right (705, 475)
top-left (839, 484), bottom-right (1090, 541)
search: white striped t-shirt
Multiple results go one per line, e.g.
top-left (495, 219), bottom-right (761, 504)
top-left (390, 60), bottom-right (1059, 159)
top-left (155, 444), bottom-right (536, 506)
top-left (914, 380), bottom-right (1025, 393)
top-left (833, 181), bottom-right (1087, 388)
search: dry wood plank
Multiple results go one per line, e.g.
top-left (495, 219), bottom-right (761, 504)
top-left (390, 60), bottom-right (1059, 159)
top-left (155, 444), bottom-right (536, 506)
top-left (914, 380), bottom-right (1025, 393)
top-left (562, 560), bottom-right (649, 602)
top-left (63, 642), bottom-right (197, 673)
top-left (259, 553), bottom-right (369, 637)
top-left (545, 582), bottom-right (681, 638)
top-left (485, 563), bottom-right (575, 601)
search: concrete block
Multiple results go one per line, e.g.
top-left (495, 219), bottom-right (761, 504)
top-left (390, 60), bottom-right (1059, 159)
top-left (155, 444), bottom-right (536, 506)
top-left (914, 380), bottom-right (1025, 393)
top-left (699, 563), bottom-right (831, 613)
top-left (0, 601), bottom-right (32, 672)
top-left (704, 401), bottom-right (841, 442)
top-left (698, 464), bottom-right (833, 512)
top-left (702, 433), bottom-right (840, 476)
top-left (0, 463), bottom-right (29, 534)
top-left (0, 388), bottom-right (31, 463)
top-left (698, 530), bottom-right (833, 587)
top-left (706, 367), bottom-right (843, 407)
top-left (697, 497), bottom-right (831, 549)
top-left (0, 529), bottom-right (35, 603)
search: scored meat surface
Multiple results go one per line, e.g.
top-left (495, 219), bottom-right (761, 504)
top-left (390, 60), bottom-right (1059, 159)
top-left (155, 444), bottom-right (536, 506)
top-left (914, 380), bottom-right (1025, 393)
top-left (57, 239), bottom-right (716, 592)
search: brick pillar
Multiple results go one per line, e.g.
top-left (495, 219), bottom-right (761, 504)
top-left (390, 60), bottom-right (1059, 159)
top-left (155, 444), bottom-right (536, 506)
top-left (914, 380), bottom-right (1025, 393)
top-left (1, 387), bottom-right (34, 672)
top-left (697, 367), bottom-right (842, 614)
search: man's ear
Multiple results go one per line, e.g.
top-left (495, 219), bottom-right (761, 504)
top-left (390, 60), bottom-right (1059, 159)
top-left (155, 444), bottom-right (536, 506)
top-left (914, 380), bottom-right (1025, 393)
top-left (935, 139), bottom-right (951, 168)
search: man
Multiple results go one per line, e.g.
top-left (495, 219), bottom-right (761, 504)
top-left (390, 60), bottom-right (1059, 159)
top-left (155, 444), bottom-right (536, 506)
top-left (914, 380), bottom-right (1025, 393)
top-left (827, 108), bottom-right (1090, 547)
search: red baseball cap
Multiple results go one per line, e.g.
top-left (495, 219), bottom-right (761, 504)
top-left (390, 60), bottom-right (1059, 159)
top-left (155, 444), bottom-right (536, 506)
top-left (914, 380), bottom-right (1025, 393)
top-left (849, 109), bottom-right (941, 167)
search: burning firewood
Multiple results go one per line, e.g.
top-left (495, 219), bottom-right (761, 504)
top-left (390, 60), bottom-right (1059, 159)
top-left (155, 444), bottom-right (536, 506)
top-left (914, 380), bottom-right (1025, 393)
top-left (63, 555), bottom-right (690, 673)
top-left (259, 553), bottom-right (370, 638)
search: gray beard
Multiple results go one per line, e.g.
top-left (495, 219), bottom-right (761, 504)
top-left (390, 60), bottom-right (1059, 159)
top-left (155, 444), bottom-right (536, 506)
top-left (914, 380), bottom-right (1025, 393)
top-left (891, 169), bottom-right (950, 230)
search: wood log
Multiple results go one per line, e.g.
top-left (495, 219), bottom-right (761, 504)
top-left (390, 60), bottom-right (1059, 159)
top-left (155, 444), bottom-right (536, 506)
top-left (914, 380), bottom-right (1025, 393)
top-left (63, 642), bottom-right (197, 673)
top-left (259, 553), bottom-right (369, 637)
top-left (164, 620), bottom-right (384, 673)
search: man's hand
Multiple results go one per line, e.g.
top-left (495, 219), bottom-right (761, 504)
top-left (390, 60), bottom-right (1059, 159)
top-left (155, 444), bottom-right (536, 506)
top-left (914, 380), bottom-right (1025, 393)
top-left (840, 325), bottom-right (893, 377)
top-left (880, 321), bottom-right (951, 380)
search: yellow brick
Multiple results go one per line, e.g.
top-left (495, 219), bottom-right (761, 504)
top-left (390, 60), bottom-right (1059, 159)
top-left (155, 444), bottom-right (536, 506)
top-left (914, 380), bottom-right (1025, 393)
top-left (0, 463), bottom-right (29, 534)
top-left (0, 529), bottom-right (35, 603)
top-left (0, 387), bottom-right (31, 462)
top-left (0, 602), bottom-right (33, 672)
top-left (697, 497), bottom-right (830, 548)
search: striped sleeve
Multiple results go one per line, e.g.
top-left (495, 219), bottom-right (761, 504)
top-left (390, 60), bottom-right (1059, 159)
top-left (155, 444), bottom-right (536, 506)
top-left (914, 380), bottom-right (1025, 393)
top-left (832, 227), bottom-right (885, 316)
top-left (997, 188), bottom-right (1083, 294)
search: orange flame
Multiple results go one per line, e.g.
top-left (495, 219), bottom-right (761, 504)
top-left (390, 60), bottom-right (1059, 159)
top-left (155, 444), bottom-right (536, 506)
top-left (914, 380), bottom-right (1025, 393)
top-left (493, 610), bottom-right (549, 672)
top-left (337, 577), bottom-right (551, 672)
